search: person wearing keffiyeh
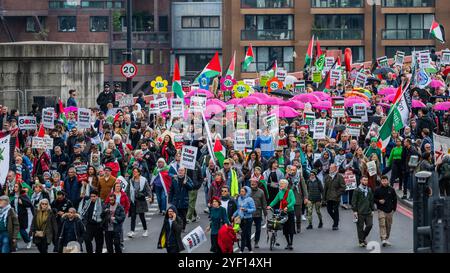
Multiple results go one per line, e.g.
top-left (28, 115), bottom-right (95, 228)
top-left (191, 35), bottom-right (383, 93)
top-left (351, 176), bottom-right (375, 248)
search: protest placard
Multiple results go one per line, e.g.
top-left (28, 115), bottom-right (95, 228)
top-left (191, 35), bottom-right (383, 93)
top-left (313, 71), bottom-right (322, 83)
top-left (180, 146), bottom-right (198, 170)
top-left (276, 68), bottom-right (287, 82)
top-left (266, 114), bottom-right (279, 134)
top-left (182, 226), bottom-right (207, 253)
top-left (42, 108), bottom-right (55, 129)
top-left (442, 49), bottom-right (450, 65)
top-left (367, 161), bottom-right (377, 177)
top-left (377, 56), bottom-right (389, 68)
top-left (148, 100), bottom-right (160, 114)
top-left (77, 108), bottom-right (91, 129)
top-left (158, 97), bottom-right (169, 113)
top-left (347, 116), bottom-right (362, 137)
top-left (325, 57), bottom-right (335, 68)
top-left (243, 79), bottom-right (256, 87)
top-left (394, 51), bottom-right (405, 67)
top-left (293, 81), bottom-right (306, 94)
top-left (330, 69), bottom-right (342, 87)
top-left (118, 94), bottom-right (134, 107)
top-left (353, 103), bottom-right (368, 122)
top-left (174, 134), bottom-right (184, 150)
top-left (419, 52), bottom-right (431, 68)
top-left (366, 123), bottom-right (380, 140)
top-left (73, 160), bottom-right (88, 182)
top-left (344, 170), bottom-right (357, 191)
top-left (313, 119), bottom-right (327, 140)
top-left (18, 116), bottom-right (37, 130)
top-left (190, 96), bottom-right (207, 113)
top-left (226, 104), bottom-right (236, 120)
top-left (234, 130), bottom-right (247, 151)
top-left (332, 97), bottom-right (345, 118)
top-left (32, 136), bottom-right (53, 150)
top-left (171, 98), bottom-right (184, 118)
top-left (304, 112), bottom-right (315, 131)
top-left (353, 73), bottom-right (367, 88)
top-left (182, 80), bottom-right (191, 93)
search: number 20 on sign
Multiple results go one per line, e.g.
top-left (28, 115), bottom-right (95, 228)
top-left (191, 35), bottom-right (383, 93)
top-left (121, 61), bottom-right (138, 79)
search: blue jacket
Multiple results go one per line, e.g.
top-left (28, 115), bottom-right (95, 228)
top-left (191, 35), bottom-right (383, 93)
top-left (254, 135), bottom-right (275, 159)
top-left (64, 176), bottom-right (81, 205)
top-left (233, 186), bottom-right (256, 219)
top-left (169, 176), bottom-right (194, 209)
top-left (67, 97), bottom-right (78, 107)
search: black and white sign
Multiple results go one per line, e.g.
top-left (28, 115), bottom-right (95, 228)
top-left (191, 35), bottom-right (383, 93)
top-left (158, 97), bottom-right (169, 113)
top-left (32, 136), bottom-right (53, 150)
top-left (367, 161), bottom-right (377, 177)
top-left (120, 61), bottom-right (138, 79)
top-left (394, 51), bottom-right (405, 67)
top-left (441, 49), bottom-right (450, 65)
top-left (18, 116), bottom-right (37, 130)
top-left (276, 68), bottom-right (287, 82)
top-left (42, 108), bottom-right (55, 129)
top-left (180, 145), bottom-right (198, 170)
top-left (234, 130), bottom-right (247, 151)
top-left (313, 119), bottom-right (327, 140)
top-left (77, 108), bottom-right (91, 129)
top-left (170, 98), bottom-right (184, 118)
top-left (353, 72), bottom-right (367, 88)
top-left (182, 226), bottom-right (207, 253)
top-left (148, 100), bottom-right (160, 114)
top-left (353, 103), bottom-right (368, 122)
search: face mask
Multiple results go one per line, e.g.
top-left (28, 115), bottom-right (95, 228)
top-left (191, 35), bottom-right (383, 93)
top-left (45, 181), bottom-right (52, 188)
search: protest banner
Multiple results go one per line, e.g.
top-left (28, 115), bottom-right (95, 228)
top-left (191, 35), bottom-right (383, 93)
top-left (171, 98), bottom-right (184, 118)
top-left (377, 56), bottom-right (389, 68)
top-left (313, 119), bottom-right (327, 140)
top-left (180, 146), bottom-right (198, 170)
top-left (276, 68), bottom-right (287, 82)
top-left (313, 71), bottom-right (322, 83)
top-left (330, 69), bottom-right (341, 87)
top-left (266, 114), bottom-right (279, 134)
top-left (77, 108), bottom-right (91, 129)
top-left (0, 135), bottom-right (10, 187)
top-left (304, 112), bottom-right (315, 131)
top-left (442, 49), bottom-right (450, 65)
top-left (353, 73), bottom-right (367, 88)
top-left (42, 108), bottom-right (55, 129)
top-left (118, 94), bottom-right (134, 107)
top-left (18, 116), bottom-right (37, 130)
top-left (148, 100), bottom-right (160, 114)
top-left (182, 80), bottom-right (191, 93)
top-left (433, 133), bottom-right (450, 165)
top-left (344, 170), bottom-right (357, 191)
top-left (190, 96), bottom-right (207, 113)
top-left (182, 226), bottom-right (207, 253)
top-left (394, 51), bottom-right (405, 67)
top-left (293, 81), bottom-right (306, 94)
top-left (174, 134), bottom-right (184, 150)
top-left (332, 97), bottom-right (345, 118)
top-left (347, 116), bottom-right (362, 137)
top-left (353, 103), bottom-right (368, 122)
top-left (32, 136), bottom-right (53, 150)
top-left (367, 161), bottom-right (377, 177)
top-left (73, 160), bottom-right (88, 182)
top-left (366, 123), bottom-right (380, 140)
top-left (325, 57), bottom-right (335, 69)
top-left (158, 97), bottom-right (169, 113)
top-left (234, 130), bottom-right (247, 151)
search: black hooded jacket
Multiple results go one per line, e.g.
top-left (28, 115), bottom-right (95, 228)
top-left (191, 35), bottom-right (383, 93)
top-left (157, 206), bottom-right (185, 252)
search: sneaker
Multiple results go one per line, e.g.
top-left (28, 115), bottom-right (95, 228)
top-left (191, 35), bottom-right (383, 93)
top-left (127, 231), bottom-right (135, 238)
top-left (161, 210), bottom-right (166, 216)
top-left (306, 224), bottom-right (313, 230)
top-left (288, 245), bottom-right (294, 250)
top-left (384, 240), bottom-right (392, 246)
top-left (238, 251), bottom-right (243, 253)
top-left (249, 251), bottom-right (254, 253)
top-left (186, 219), bottom-right (191, 224)
top-left (26, 241), bottom-right (32, 249)
top-left (318, 222), bottom-right (323, 229)
top-left (142, 230), bottom-right (148, 237)
top-left (382, 240), bottom-right (387, 247)
top-left (254, 243), bottom-right (259, 249)
top-left (401, 195), bottom-right (407, 200)
top-left (285, 245), bottom-right (290, 250)
top-left (301, 215), bottom-right (307, 221)
top-left (341, 204), bottom-right (348, 209)
top-left (204, 208), bottom-right (209, 214)
top-left (359, 242), bottom-right (366, 248)
top-left (196, 216), bottom-right (201, 221)
top-left (332, 226), bottom-right (339, 231)
top-left (262, 223), bottom-right (267, 229)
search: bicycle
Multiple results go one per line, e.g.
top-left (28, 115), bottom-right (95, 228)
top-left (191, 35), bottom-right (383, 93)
top-left (266, 208), bottom-right (288, 251)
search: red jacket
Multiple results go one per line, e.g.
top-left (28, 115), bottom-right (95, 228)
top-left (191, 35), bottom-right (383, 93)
top-left (105, 191), bottom-right (131, 215)
top-left (105, 161), bottom-right (120, 178)
top-left (32, 152), bottom-right (50, 177)
top-left (218, 224), bottom-right (237, 253)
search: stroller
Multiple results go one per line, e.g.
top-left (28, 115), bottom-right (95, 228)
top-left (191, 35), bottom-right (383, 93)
top-left (266, 208), bottom-right (288, 251)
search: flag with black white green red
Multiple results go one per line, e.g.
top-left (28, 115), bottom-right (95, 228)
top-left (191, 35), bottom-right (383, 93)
top-left (305, 35), bottom-right (315, 67)
top-left (430, 18), bottom-right (446, 44)
top-left (267, 60), bottom-right (278, 79)
top-left (172, 59), bottom-right (184, 99)
top-left (213, 136), bottom-right (226, 167)
top-left (195, 51), bottom-right (222, 83)
top-left (243, 44), bottom-right (254, 71)
top-left (225, 51), bottom-right (236, 78)
top-left (58, 99), bottom-right (68, 127)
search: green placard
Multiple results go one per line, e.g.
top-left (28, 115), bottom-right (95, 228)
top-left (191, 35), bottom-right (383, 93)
top-left (260, 75), bottom-right (269, 87)
top-left (313, 72), bottom-right (322, 83)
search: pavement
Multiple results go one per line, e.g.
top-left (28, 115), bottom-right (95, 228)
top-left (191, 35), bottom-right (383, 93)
top-left (17, 185), bottom-right (414, 253)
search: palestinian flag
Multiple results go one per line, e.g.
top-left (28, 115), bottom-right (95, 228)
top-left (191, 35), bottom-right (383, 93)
top-left (37, 123), bottom-right (45, 137)
top-left (195, 51), bottom-right (222, 83)
top-left (305, 35), bottom-right (315, 66)
top-left (225, 51), bottom-right (236, 78)
top-left (315, 38), bottom-right (325, 71)
top-left (172, 59), bottom-right (184, 98)
top-left (267, 60), bottom-right (278, 79)
top-left (213, 136), bottom-right (226, 167)
top-left (430, 19), bottom-right (446, 44)
top-left (243, 44), bottom-right (254, 71)
top-left (378, 84), bottom-right (411, 150)
top-left (159, 170), bottom-right (172, 207)
top-left (58, 99), bottom-right (68, 127)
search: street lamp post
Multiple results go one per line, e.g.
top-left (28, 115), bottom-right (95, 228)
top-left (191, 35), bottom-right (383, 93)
top-left (372, 2), bottom-right (377, 63)
top-left (126, 0), bottom-right (133, 94)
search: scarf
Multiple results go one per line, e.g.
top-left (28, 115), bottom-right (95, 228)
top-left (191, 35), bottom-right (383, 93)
top-left (130, 176), bottom-right (146, 203)
top-left (36, 209), bottom-right (49, 230)
top-left (0, 204), bottom-right (11, 224)
top-left (82, 198), bottom-right (103, 223)
top-left (31, 192), bottom-right (42, 204)
top-left (359, 184), bottom-right (369, 197)
top-left (161, 142), bottom-right (169, 162)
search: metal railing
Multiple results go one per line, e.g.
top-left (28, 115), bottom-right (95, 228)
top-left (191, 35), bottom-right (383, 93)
top-left (382, 0), bottom-right (435, 7)
top-left (382, 29), bottom-right (430, 39)
top-left (242, 61), bottom-right (295, 73)
top-left (241, 0), bottom-right (294, 8)
top-left (112, 31), bottom-right (169, 43)
top-left (311, 0), bottom-right (364, 8)
top-left (49, 1), bottom-right (124, 9)
top-left (241, 29), bottom-right (294, 40)
top-left (312, 28), bottom-right (364, 40)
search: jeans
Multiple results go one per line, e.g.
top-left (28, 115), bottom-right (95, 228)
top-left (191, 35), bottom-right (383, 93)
top-left (240, 218), bottom-right (252, 252)
top-left (155, 186), bottom-right (167, 212)
top-left (187, 190), bottom-right (198, 221)
top-left (204, 184), bottom-right (210, 207)
top-left (105, 231), bottom-right (122, 253)
top-left (251, 217), bottom-right (262, 244)
top-left (0, 231), bottom-right (10, 253)
top-left (20, 228), bottom-right (31, 243)
top-left (326, 200), bottom-right (340, 228)
top-left (342, 190), bottom-right (354, 204)
top-left (84, 223), bottom-right (104, 254)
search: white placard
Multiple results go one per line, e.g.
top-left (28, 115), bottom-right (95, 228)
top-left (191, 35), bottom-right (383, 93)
top-left (394, 51), bottom-right (405, 67)
top-left (0, 135), bottom-right (11, 187)
top-left (190, 96), bottom-right (207, 113)
top-left (243, 79), bottom-right (256, 87)
top-left (18, 116), bottom-right (37, 130)
top-left (182, 226), bottom-right (207, 253)
top-left (158, 97), bottom-right (169, 113)
top-left (171, 98), bottom-right (184, 118)
top-left (367, 161), bottom-right (377, 177)
top-left (353, 73), bottom-right (367, 88)
top-left (304, 112), bottom-right (315, 131)
top-left (353, 103), bottom-right (368, 122)
top-left (377, 56), bottom-right (389, 68)
top-left (42, 108), bottom-right (55, 129)
top-left (325, 57), bottom-right (335, 68)
top-left (180, 145), bottom-right (198, 170)
top-left (32, 136), bottom-right (53, 150)
top-left (234, 130), bottom-right (247, 151)
top-left (266, 114), bottom-right (279, 134)
top-left (313, 119), bottom-right (327, 140)
top-left (332, 97), bottom-right (345, 118)
top-left (344, 170), bottom-right (357, 191)
top-left (276, 68), bottom-right (287, 82)
top-left (148, 100), bottom-right (160, 114)
top-left (77, 108), bottom-right (91, 129)
top-left (419, 52), bottom-right (431, 68)
top-left (119, 94), bottom-right (135, 107)
top-left (330, 69), bottom-right (342, 86)
top-left (441, 49), bottom-right (450, 65)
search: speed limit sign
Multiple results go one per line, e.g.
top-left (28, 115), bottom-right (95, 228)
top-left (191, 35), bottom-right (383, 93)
top-left (121, 61), bottom-right (138, 79)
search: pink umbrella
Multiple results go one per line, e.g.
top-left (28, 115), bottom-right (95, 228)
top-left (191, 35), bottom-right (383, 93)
top-left (185, 89), bottom-right (214, 98)
top-left (207, 99), bottom-right (226, 110)
top-left (383, 94), bottom-right (396, 102)
top-left (270, 106), bottom-right (300, 118)
top-left (434, 102), bottom-right (450, 111)
top-left (226, 98), bottom-right (242, 105)
top-left (205, 104), bottom-right (224, 118)
top-left (313, 101), bottom-right (332, 110)
top-left (345, 98), bottom-right (370, 108)
top-left (259, 97), bottom-right (284, 106)
top-left (378, 87), bottom-right (397, 96)
top-left (312, 91), bottom-right (331, 101)
top-left (250, 92), bottom-right (271, 100)
top-left (293, 94), bottom-right (321, 104)
top-left (281, 100), bottom-right (305, 109)
top-left (184, 98), bottom-right (191, 105)
top-left (377, 103), bottom-right (391, 109)
top-left (64, 107), bottom-right (78, 112)
top-left (412, 100), bottom-right (426, 109)
top-left (238, 96), bottom-right (263, 106)
top-left (429, 79), bottom-right (445, 89)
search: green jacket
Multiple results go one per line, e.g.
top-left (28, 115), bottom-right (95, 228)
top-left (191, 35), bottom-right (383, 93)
top-left (388, 146), bottom-right (403, 167)
top-left (364, 146), bottom-right (382, 163)
top-left (324, 174), bottom-right (346, 202)
top-left (269, 189), bottom-right (296, 212)
top-left (352, 186), bottom-right (375, 215)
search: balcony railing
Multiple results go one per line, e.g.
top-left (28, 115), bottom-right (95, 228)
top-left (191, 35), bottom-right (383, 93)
top-left (311, 0), bottom-right (364, 8)
top-left (382, 0), bottom-right (435, 7)
top-left (312, 29), bottom-right (363, 40)
top-left (49, 1), bottom-right (124, 9)
top-left (112, 32), bottom-right (170, 43)
top-left (382, 29), bottom-right (430, 40)
top-left (243, 62), bottom-right (295, 73)
top-left (241, 0), bottom-right (294, 8)
top-left (241, 29), bottom-right (294, 41)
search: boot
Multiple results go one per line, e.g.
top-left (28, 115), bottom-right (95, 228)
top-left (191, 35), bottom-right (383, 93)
top-left (296, 223), bottom-right (301, 234)
top-left (306, 224), bottom-right (313, 230)
top-left (318, 220), bottom-right (323, 229)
